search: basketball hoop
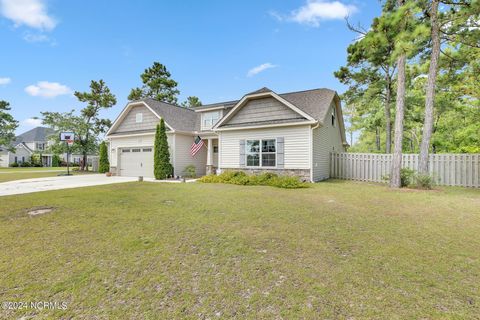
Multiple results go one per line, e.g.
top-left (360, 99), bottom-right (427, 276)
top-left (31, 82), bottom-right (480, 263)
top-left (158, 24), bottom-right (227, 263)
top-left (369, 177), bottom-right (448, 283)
top-left (60, 131), bottom-right (75, 176)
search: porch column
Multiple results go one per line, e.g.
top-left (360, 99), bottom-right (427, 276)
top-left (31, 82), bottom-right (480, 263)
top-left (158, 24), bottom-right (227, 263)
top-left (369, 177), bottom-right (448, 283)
top-left (206, 138), bottom-right (213, 175)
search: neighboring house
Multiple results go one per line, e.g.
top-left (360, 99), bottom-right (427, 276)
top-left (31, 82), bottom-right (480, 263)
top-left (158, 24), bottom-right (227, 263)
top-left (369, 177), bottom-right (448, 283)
top-left (0, 127), bottom-right (55, 167)
top-left (0, 126), bottom-right (97, 167)
top-left (106, 87), bottom-right (348, 182)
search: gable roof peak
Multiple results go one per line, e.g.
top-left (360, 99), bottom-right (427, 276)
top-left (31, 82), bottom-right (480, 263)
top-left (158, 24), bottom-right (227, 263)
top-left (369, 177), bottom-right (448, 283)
top-left (16, 126), bottom-right (55, 143)
top-left (247, 87), bottom-right (273, 95)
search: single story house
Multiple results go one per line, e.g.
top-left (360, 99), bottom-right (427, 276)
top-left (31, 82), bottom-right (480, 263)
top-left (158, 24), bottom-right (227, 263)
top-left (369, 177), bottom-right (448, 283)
top-left (106, 87), bottom-right (348, 182)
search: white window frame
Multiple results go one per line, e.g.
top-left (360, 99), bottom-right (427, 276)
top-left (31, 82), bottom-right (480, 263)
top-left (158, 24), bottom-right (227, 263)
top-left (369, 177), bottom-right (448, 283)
top-left (36, 142), bottom-right (45, 151)
top-left (136, 113), bottom-right (143, 123)
top-left (201, 111), bottom-right (222, 130)
top-left (245, 138), bottom-right (277, 168)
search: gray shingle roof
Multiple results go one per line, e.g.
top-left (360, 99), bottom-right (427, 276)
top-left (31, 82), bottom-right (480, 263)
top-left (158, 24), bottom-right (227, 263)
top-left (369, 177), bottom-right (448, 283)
top-left (279, 88), bottom-right (337, 122)
top-left (192, 88), bottom-right (337, 124)
top-left (128, 88), bottom-right (339, 132)
top-left (15, 127), bottom-right (55, 144)
top-left (142, 98), bottom-right (199, 131)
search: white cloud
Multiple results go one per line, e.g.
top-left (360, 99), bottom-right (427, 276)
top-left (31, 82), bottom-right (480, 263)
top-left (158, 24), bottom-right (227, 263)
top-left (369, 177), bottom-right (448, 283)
top-left (0, 0), bottom-right (57, 31)
top-left (272, 0), bottom-right (357, 27)
top-left (22, 118), bottom-right (43, 127)
top-left (25, 81), bottom-right (71, 98)
top-left (23, 32), bottom-right (49, 42)
top-left (0, 77), bottom-right (11, 85)
top-left (247, 63), bottom-right (277, 77)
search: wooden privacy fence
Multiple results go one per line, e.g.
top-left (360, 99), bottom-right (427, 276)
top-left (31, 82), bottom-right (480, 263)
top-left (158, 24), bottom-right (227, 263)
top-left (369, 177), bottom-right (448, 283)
top-left (330, 153), bottom-right (480, 188)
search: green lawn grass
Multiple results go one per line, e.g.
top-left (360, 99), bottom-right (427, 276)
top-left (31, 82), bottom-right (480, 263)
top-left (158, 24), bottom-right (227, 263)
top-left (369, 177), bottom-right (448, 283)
top-left (0, 167), bottom-right (94, 182)
top-left (0, 171), bottom-right (69, 183)
top-left (0, 167), bottom-right (65, 172)
top-left (0, 181), bottom-right (479, 318)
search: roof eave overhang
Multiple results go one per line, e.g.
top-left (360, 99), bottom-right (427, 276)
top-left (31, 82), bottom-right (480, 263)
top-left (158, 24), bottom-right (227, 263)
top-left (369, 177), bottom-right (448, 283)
top-left (214, 120), bottom-right (317, 132)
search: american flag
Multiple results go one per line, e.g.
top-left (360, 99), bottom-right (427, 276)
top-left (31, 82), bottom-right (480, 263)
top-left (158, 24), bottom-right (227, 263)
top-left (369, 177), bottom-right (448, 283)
top-left (190, 136), bottom-right (205, 157)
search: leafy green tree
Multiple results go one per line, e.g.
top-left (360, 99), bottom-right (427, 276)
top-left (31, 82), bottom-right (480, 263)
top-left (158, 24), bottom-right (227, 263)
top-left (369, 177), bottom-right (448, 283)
top-left (52, 154), bottom-right (61, 167)
top-left (154, 119), bottom-right (173, 179)
top-left (98, 141), bottom-right (109, 173)
top-left (181, 96), bottom-right (202, 108)
top-left (128, 62), bottom-right (180, 104)
top-left (337, 6), bottom-right (400, 153)
top-left (0, 100), bottom-right (18, 150)
top-left (42, 80), bottom-right (116, 171)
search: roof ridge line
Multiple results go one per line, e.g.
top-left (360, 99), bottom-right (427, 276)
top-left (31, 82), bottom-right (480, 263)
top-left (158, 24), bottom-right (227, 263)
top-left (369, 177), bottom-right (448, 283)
top-left (279, 88), bottom-right (334, 95)
top-left (143, 98), bottom-right (196, 113)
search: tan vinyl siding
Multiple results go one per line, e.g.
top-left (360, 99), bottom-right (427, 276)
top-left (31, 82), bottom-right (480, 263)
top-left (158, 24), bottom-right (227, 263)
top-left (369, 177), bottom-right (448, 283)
top-left (226, 97), bottom-right (303, 126)
top-left (113, 106), bottom-right (159, 134)
top-left (312, 103), bottom-right (345, 181)
top-left (108, 133), bottom-right (173, 168)
top-left (173, 134), bottom-right (207, 177)
top-left (219, 125), bottom-right (311, 169)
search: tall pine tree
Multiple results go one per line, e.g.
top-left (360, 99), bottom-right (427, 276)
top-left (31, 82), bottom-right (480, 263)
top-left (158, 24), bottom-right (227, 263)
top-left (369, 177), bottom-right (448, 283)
top-left (128, 62), bottom-right (180, 104)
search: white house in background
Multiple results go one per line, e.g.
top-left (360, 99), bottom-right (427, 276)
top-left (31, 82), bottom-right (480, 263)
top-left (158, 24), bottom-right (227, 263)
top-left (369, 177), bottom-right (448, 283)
top-left (0, 126), bottom-right (97, 167)
top-left (0, 127), bottom-right (55, 167)
top-left (105, 87), bottom-right (348, 182)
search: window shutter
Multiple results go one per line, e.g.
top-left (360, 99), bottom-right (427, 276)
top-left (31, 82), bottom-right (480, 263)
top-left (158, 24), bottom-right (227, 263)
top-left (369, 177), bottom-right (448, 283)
top-left (277, 137), bottom-right (284, 168)
top-left (239, 139), bottom-right (245, 167)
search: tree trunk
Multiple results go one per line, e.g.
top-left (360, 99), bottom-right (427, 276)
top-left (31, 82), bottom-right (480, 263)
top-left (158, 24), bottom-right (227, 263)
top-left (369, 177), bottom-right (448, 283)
top-left (418, 0), bottom-right (440, 174)
top-left (384, 73), bottom-right (392, 153)
top-left (390, 52), bottom-right (407, 188)
top-left (376, 127), bottom-right (381, 151)
top-left (83, 152), bottom-right (88, 171)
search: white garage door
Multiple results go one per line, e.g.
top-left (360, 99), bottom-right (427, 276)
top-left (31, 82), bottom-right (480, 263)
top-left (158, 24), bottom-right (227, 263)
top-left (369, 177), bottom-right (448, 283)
top-left (120, 147), bottom-right (154, 178)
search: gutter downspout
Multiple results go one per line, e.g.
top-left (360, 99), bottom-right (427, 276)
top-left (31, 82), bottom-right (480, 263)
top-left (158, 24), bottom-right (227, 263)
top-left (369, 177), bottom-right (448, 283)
top-left (310, 121), bottom-right (321, 183)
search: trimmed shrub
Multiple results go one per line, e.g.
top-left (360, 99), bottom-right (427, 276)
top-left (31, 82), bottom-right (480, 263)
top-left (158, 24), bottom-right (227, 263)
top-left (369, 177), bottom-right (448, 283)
top-left (31, 154), bottom-right (42, 167)
top-left (198, 171), bottom-right (309, 189)
top-left (400, 168), bottom-right (415, 187)
top-left (182, 165), bottom-right (196, 178)
top-left (52, 154), bottom-right (60, 167)
top-left (198, 174), bottom-right (222, 183)
top-left (9, 162), bottom-right (19, 167)
top-left (255, 172), bottom-right (278, 184)
top-left (270, 176), bottom-right (310, 189)
top-left (154, 120), bottom-right (173, 180)
top-left (98, 141), bottom-right (110, 173)
top-left (415, 173), bottom-right (435, 189)
top-left (20, 161), bottom-right (32, 167)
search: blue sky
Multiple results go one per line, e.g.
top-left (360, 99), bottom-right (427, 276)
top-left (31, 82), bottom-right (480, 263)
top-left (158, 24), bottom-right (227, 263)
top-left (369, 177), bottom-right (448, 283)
top-left (0, 0), bottom-right (381, 134)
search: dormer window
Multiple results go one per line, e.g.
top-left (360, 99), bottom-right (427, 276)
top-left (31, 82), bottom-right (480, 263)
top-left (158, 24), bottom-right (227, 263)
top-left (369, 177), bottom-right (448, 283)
top-left (136, 113), bottom-right (143, 123)
top-left (202, 111), bottom-right (222, 130)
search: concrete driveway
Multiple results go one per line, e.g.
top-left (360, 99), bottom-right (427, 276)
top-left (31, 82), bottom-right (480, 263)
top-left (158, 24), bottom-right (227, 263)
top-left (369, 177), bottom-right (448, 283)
top-left (0, 174), bottom-right (138, 196)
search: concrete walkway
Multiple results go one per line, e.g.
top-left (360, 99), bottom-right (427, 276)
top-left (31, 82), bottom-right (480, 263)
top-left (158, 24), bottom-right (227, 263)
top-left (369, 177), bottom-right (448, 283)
top-left (0, 174), bottom-right (138, 196)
